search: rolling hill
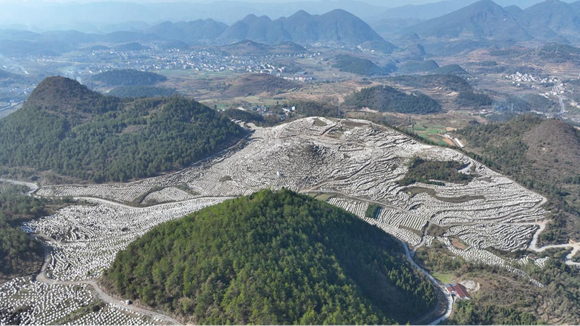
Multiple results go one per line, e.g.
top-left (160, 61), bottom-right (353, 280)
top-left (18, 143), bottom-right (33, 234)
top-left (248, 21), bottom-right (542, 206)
top-left (332, 55), bottom-right (387, 76)
top-left (0, 77), bottom-right (244, 182)
top-left (91, 69), bottom-right (167, 87)
top-left (345, 85), bottom-right (442, 114)
top-left (104, 189), bottom-right (437, 325)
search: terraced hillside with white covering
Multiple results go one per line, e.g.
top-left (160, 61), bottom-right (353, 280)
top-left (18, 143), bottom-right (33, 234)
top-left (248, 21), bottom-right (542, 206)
top-left (37, 118), bottom-right (553, 266)
top-left (4, 117), bottom-right (578, 325)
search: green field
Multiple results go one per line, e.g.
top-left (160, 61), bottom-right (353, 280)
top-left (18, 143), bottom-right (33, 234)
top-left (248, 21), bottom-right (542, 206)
top-left (407, 124), bottom-right (450, 146)
top-left (432, 272), bottom-right (454, 284)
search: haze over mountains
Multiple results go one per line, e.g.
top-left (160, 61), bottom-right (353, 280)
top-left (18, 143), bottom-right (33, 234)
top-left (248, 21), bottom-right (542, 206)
top-left (0, 0), bottom-right (575, 32)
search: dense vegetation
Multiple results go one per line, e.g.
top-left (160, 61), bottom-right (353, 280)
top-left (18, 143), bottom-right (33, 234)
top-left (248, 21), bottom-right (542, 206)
top-left (456, 91), bottom-right (493, 107)
top-left (345, 85), bottom-right (442, 114)
top-left (450, 299), bottom-right (539, 325)
top-left (107, 86), bottom-right (176, 98)
top-left (0, 184), bottom-right (65, 280)
top-left (92, 69), bottom-right (167, 86)
top-left (105, 189), bottom-right (436, 324)
top-left (333, 55), bottom-right (386, 76)
top-left (389, 74), bottom-right (473, 92)
top-left (0, 77), bottom-right (244, 182)
top-left (416, 236), bottom-right (580, 324)
top-left (398, 157), bottom-right (474, 186)
top-left (272, 101), bottom-right (341, 118)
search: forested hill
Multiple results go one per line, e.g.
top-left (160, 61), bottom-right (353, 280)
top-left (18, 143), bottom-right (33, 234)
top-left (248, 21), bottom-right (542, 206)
top-left (23, 76), bottom-right (120, 121)
top-left (91, 69), bottom-right (168, 87)
top-left (104, 189), bottom-right (437, 325)
top-left (0, 77), bottom-right (245, 182)
top-left (345, 85), bottom-right (442, 114)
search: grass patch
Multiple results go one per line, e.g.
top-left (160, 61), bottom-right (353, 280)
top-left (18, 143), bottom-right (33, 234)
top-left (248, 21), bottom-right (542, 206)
top-left (432, 272), bottom-right (454, 284)
top-left (365, 204), bottom-right (381, 219)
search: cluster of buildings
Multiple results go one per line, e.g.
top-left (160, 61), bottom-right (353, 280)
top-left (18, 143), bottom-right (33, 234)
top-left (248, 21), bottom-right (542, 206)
top-left (505, 72), bottom-right (559, 89)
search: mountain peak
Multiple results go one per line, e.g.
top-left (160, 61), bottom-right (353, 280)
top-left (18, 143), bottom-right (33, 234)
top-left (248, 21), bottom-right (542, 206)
top-left (291, 9), bottom-right (311, 18)
top-left (219, 9), bottom-right (382, 46)
top-left (24, 76), bottom-right (113, 120)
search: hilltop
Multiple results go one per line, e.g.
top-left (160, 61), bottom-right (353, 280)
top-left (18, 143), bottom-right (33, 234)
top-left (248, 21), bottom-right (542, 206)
top-left (104, 189), bottom-right (436, 325)
top-left (91, 69), bottom-right (167, 87)
top-left (22, 76), bottom-right (117, 122)
top-left (0, 77), bottom-right (244, 182)
top-left (332, 54), bottom-right (387, 76)
top-left (345, 85), bottom-right (442, 114)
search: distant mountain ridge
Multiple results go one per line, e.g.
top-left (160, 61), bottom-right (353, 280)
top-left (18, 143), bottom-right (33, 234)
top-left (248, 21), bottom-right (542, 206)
top-left (0, 9), bottom-right (390, 54)
top-left (399, 0), bottom-right (580, 54)
top-left (216, 9), bottom-right (387, 46)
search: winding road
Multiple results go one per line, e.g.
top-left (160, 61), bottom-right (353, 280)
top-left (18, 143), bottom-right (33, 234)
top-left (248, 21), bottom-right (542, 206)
top-left (1, 178), bottom-right (182, 325)
top-left (401, 241), bottom-right (454, 325)
top-left (32, 233), bottom-right (182, 325)
top-left (3, 175), bottom-right (580, 325)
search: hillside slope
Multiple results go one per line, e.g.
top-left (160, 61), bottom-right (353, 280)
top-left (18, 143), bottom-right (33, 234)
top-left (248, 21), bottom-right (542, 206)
top-left (458, 115), bottom-right (580, 242)
top-left (104, 189), bottom-right (436, 325)
top-left (0, 77), bottom-right (244, 182)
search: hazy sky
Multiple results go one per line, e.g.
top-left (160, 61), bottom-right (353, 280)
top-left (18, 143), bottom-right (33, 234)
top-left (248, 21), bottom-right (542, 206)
top-left (0, 0), bottom-right (569, 6)
top-left (0, 0), bottom-right (466, 5)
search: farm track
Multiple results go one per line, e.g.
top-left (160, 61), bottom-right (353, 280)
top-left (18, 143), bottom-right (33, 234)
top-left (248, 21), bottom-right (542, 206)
top-left (32, 233), bottom-right (182, 325)
top-left (2, 178), bottom-right (184, 325)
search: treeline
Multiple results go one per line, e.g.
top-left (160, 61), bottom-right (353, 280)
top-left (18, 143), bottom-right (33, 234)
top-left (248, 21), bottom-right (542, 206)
top-left (456, 91), bottom-right (493, 107)
top-left (0, 184), bottom-right (61, 279)
top-left (333, 55), bottom-right (387, 76)
top-left (0, 89), bottom-right (245, 182)
top-left (274, 101), bottom-right (341, 118)
top-left (389, 74), bottom-right (472, 92)
top-left (450, 300), bottom-right (539, 325)
top-left (91, 69), bottom-right (167, 86)
top-left (345, 85), bottom-right (442, 114)
top-left (105, 189), bottom-right (436, 325)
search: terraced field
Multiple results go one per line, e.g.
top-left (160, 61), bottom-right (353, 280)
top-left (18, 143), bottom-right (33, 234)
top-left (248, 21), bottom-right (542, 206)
top-left (4, 117), bottom-right (578, 325)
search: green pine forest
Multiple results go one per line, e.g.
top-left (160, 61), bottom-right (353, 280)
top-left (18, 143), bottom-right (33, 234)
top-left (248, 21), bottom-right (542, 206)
top-left (0, 77), bottom-right (245, 182)
top-left (104, 189), bottom-right (436, 325)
